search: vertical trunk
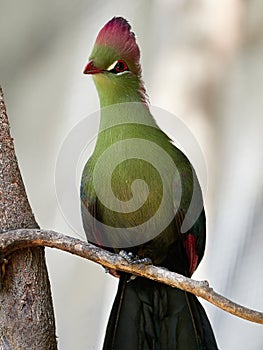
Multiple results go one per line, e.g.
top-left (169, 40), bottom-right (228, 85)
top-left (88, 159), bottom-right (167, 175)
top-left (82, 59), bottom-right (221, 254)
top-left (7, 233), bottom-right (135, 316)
top-left (0, 87), bottom-right (57, 349)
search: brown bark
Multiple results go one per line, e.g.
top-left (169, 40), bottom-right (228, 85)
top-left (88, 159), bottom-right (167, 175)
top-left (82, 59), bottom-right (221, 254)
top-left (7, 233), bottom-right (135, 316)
top-left (0, 87), bottom-right (57, 349)
top-left (1, 228), bottom-right (262, 325)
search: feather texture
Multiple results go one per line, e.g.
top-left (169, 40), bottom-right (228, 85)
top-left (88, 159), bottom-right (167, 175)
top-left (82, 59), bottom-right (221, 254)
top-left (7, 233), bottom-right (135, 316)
top-left (81, 17), bottom-right (218, 349)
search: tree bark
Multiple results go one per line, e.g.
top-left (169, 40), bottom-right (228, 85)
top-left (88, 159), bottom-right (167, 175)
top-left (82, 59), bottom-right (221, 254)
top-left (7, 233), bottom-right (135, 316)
top-left (0, 87), bottom-right (57, 349)
top-left (1, 228), bottom-right (263, 325)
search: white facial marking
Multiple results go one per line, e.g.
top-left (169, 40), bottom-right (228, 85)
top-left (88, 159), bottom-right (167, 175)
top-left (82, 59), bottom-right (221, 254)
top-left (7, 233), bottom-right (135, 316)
top-left (106, 61), bottom-right (118, 71)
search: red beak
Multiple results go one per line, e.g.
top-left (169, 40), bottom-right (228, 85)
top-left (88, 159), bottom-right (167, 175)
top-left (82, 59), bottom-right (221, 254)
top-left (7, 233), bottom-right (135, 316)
top-left (83, 60), bottom-right (103, 75)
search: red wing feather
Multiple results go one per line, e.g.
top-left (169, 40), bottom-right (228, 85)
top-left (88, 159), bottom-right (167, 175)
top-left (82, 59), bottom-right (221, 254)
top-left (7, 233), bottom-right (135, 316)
top-left (184, 233), bottom-right (199, 277)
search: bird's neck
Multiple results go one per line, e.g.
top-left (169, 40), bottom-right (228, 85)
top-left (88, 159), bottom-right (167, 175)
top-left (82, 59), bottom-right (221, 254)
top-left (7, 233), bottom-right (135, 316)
top-left (93, 76), bottom-right (157, 132)
top-left (93, 74), bottom-right (147, 106)
top-left (98, 100), bottom-right (157, 133)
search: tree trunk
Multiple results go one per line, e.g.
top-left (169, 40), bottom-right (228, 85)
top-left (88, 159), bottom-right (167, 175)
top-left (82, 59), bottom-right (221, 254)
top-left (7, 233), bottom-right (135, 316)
top-left (0, 87), bottom-right (57, 349)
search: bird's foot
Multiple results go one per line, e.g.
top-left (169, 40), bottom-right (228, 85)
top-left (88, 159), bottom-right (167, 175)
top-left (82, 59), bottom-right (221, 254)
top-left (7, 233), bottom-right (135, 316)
top-left (104, 251), bottom-right (152, 279)
top-left (119, 250), bottom-right (152, 265)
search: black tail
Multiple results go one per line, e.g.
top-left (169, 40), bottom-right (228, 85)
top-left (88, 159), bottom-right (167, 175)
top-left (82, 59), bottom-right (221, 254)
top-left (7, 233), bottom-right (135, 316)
top-left (103, 274), bottom-right (218, 350)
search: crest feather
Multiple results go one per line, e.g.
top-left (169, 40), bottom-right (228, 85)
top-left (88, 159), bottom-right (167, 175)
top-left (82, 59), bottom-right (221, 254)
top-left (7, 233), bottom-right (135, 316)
top-left (95, 17), bottom-right (141, 72)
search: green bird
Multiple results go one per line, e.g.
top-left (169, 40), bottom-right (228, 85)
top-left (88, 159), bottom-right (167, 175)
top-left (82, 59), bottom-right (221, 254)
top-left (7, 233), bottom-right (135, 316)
top-left (81, 17), bottom-right (218, 350)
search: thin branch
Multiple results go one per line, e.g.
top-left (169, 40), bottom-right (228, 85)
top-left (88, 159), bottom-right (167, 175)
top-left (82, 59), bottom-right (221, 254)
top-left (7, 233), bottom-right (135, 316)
top-left (1, 228), bottom-right (262, 325)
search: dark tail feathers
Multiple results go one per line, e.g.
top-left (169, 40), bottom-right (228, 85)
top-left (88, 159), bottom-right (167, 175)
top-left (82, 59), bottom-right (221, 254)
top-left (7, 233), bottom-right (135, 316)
top-left (103, 274), bottom-right (218, 350)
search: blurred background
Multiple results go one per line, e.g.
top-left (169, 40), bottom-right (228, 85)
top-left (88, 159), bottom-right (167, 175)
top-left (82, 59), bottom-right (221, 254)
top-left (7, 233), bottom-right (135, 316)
top-left (1, 0), bottom-right (263, 349)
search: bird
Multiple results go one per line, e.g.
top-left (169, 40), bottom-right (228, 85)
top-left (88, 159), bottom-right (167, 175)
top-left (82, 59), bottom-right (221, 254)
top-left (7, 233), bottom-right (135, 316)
top-left (81, 16), bottom-right (218, 349)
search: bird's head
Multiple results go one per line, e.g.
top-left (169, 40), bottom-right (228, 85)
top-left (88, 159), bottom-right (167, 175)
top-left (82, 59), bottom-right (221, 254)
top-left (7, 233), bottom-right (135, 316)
top-left (84, 17), bottom-right (147, 106)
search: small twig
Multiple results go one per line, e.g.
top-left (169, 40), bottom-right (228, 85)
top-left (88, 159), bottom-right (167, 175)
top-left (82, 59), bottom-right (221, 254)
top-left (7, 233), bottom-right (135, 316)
top-left (1, 228), bottom-right (263, 325)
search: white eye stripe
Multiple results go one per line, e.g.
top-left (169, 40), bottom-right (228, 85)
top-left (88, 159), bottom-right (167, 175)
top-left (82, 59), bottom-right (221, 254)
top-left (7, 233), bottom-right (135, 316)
top-left (115, 71), bottom-right (129, 76)
top-left (106, 61), bottom-right (118, 71)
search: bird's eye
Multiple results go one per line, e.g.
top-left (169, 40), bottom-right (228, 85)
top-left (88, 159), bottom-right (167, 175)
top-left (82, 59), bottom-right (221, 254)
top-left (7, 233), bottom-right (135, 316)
top-left (114, 60), bottom-right (128, 72)
top-left (107, 60), bottom-right (129, 74)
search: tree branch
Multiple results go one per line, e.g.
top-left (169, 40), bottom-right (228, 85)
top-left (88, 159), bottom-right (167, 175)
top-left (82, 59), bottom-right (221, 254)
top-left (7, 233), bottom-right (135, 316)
top-left (1, 228), bottom-right (262, 325)
top-left (0, 87), bottom-right (57, 349)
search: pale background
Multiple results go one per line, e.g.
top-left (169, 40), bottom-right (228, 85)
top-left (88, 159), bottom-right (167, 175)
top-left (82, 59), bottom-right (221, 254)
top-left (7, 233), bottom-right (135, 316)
top-left (1, 0), bottom-right (263, 349)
